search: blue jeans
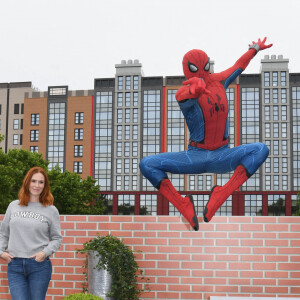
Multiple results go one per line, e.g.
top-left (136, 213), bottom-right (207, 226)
top-left (7, 257), bottom-right (52, 300)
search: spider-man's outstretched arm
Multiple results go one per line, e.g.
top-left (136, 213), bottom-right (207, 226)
top-left (211, 37), bottom-right (273, 89)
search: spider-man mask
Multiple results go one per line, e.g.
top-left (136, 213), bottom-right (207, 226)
top-left (182, 49), bottom-right (210, 82)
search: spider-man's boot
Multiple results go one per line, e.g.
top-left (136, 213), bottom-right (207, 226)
top-left (203, 165), bottom-right (250, 222)
top-left (159, 179), bottom-right (199, 231)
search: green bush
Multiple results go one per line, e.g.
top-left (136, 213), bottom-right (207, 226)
top-left (77, 234), bottom-right (149, 300)
top-left (63, 293), bottom-right (104, 300)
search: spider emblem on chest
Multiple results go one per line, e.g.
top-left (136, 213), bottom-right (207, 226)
top-left (207, 94), bottom-right (225, 117)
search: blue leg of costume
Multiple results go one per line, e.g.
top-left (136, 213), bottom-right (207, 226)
top-left (139, 143), bottom-right (269, 188)
top-left (139, 142), bottom-right (269, 223)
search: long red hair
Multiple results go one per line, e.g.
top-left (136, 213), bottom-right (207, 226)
top-left (18, 167), bottom-right (54, 206)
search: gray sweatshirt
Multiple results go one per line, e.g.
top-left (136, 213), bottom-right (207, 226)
top-left (0, 200), bottom-right (62, 258)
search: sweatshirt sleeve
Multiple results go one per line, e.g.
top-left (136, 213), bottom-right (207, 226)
top-left (0, 201), bottom-right (13, 256)
top-left (42, 206), bottom-right (62, 257)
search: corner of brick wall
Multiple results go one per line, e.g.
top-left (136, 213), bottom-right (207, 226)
top-left (0, 215), bottom-right (300, 299)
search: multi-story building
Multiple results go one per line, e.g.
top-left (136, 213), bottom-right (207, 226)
top-left (23, 87), bottom-right (93, 179)
top-left (12, 55), bottom-right (299, 216)
top-left (0, 82), bottom-right (36, 152)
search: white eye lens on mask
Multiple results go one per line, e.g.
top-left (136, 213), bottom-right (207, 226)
top-left (188, 62), bottom-right (198, 73)
top-left (204, 60), bottom-right (210, 72)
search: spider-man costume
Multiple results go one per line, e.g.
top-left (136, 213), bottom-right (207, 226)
top-left (139, 38), bottom-right (272, 230)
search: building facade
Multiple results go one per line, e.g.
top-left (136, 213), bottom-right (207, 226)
top-left (0, 82), bottom-right (36, 152)
top-left (23, 87), bottom-right (93, 179)
top-left (7, 55), bottom-right (299, 216)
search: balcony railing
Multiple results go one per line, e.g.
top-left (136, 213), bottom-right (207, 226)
top-left (99, 191), bottom-right (299, 217)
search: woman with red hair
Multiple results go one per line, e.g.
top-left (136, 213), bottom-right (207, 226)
top-left (0, 167), bottom-right (62, 299)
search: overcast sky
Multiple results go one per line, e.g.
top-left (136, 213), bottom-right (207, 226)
top-left (0, 0), bottom-right (298, 91)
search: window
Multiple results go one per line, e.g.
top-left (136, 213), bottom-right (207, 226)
top-left (75, 112), bottom-right (84, 124)
top-left (273, 106), bottom-right (279, 121)
top-left (282, 123), bottom-right (287, 138)
top-left (273, 140), bottom-right (279, 155)
top-left (281, 71), bottom-right (286, 86)
top-left (49, 87), bottom-right (67, 96)
top-left (273, 123), bottom-right (279, 138)
top-left (133, 76), bottom-right (139, 90)
top-left (74, 128), bottom-right (83, 140)
top-left (133, 109), bottom-right (138, 122)
top-left (132, 176), bottom-right (137, 190)
top-left (282, 175), bottom-right (288, 190)
top-left (264, 72), bottom-right (270, 87)
top-left (132, 158), bottom-right (138, 173)
top-left (124, 159), bottom-right (130, 174)
top-left (273, 89), bottom-right (278, 103)
top-left (264, 89), bottom-right (270, 103)
top-left (117, 93), bottom-right (123, 107)
top-left (48, 102), bottom-right (66, 171)
top-left (282, 157), bottom-right (288, 173)
top-left (133, 125), bottom-right (138, 140)
top-left (116, 142), bottom-right (122, 157)
top-left (14, 104), bottom-right (19, 114)
top-left (198, 176), bottom-right (203, 190)
top-left (125, 125), bottom-right (130, 140)
top-left (272, 72), bottom-right (278, 86)
top-left (133, 92), bottom-right (138, 106)
top-left (20, 119), bottom-right (23, 130)
top-left (116, 159), bottom-right (122, 174)
top-left (31, 114), bottom-right (39, 125)
top-left (265, 123), bottom-right (270, 138)
top-left (13, 134), bottom-right (18, 145)
top-left (117, 126), bottom-right (122, 139)
top-left (265, 158), bottom-right (271, 173)
top-left (281, 106), bottom-right (287, 121)
top-left (132, 142), bottom-right (138, 156)
top-left (125, 109), bottom-right (130, 123)
top-left (281, 89), bottom-right (287, 103)
top-left (30, 146), bottom-right (38, 153)
top-left (116, 176), bottom-right (122, 190)
top-left (190, 175), bottom-right (195, 190)
top-left (117, 109), bottom-right (123, 123)
top-left (118, 76), bottom-right (123, 90)
top-left (0, 104), bottom-right (2, 114)
top-left (74, 145), bottom-right (83, 157)
top-left (265, 106), bottom-right (270, 121)
top-left (125, 93), bottom-right (131, 107)
top-left (265, 175), bottom-right (271, 190)
top-left (73, 161), bottom-right (82, 174)
top-left (124, 142), bottom-right (130, 157)
top-left (30, 130), bottom-right (39, 142)
top-left (282, 140), bottom-right (287, 155)
top-left (125, 76), bottom-right (131, 90)
top-left (20, 134), bottom-right (22, 145)
top-left (206, 175), bottom-right (212, 190)
top-left (13, 119), bottom-right (19, 130)
top-left (124, 176), bottom-right (129, 190)
top-left (274, 157), bottom-right (279, 173)
top-left (274, 175), bottom-right (279, 190)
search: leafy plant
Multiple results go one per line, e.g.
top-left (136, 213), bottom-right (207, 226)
top-left (48, 165), bottom-right (106, 215)
top-left (63, 293), bottom-right (104, 300)
top-left (77, 234), bottom-right (149, 300)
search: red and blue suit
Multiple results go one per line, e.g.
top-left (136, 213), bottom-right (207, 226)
top-left (139, 38), bottom-right (272, 229)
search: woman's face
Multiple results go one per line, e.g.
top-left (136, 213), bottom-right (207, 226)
top-left (29, 172), bottom-right (45, 197)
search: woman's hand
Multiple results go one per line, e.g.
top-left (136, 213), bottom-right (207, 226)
top-left (0, 252), bottom-right (14, 263)
top-left (30, 251), bottom-right (46, 262)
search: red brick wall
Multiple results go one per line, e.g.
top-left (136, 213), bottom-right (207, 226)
top-left (0, 215), bottom-right (300, 299)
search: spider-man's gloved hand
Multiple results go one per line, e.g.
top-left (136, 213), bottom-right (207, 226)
top-left (249, 37), bottom-right (273, 52)
top-left (176, 77), bottom-right (211, 101)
